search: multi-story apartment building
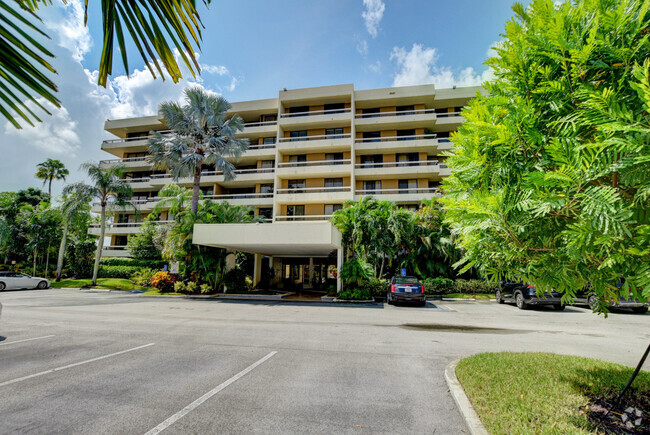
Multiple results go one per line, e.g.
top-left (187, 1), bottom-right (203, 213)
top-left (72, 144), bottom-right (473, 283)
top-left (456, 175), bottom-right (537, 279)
top-left (92, 83), bottom-right (480, 290)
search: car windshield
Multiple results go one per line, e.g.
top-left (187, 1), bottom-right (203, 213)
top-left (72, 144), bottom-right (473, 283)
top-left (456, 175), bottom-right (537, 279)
top-left (394, 276), bottom-right (419, 284)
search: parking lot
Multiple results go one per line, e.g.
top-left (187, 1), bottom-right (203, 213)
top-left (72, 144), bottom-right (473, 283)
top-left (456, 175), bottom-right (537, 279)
top-left (0, 289), bottom-right (648, 434)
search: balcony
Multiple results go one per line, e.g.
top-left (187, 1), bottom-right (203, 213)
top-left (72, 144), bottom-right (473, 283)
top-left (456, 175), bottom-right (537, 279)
top-left (89, 220), bottom-right (174, 235)
top-left (203, 192), bottom-right (274, 207)
top-left (354, 160), bottom-right (451, 179)
top-left (354, 187), bottom-right (441, 203)
top-left (101, 246), bottom-right (130, 257)
top-left (101, 130), bottom-right (173, 152)
top-left (275, 186), bottom-right (353, 204)
top-left (354, 108), bottom-right (437, 130)
top-left (149, 167), bottom-right (275, 186)
top-left (122, 177), bottom-right (153, 189)
top-left (275, 214), bottom-right (334, 222)
top-left (99, 156), bottom-right (150, 169)
top-left (241, 120), bottom-right (277, 135)
top-left (278, 133), bottom-right (351, 152)
top-left (354, 133), bottom-right (443, 154)
top-left (277, 159), bottom-right (352, 178)
top-left (279, 107), bottom-right (352, 128)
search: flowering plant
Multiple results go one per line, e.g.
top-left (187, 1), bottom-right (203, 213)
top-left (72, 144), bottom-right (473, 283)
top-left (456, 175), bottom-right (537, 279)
top-left (151, 271), bottom-right (175, 292)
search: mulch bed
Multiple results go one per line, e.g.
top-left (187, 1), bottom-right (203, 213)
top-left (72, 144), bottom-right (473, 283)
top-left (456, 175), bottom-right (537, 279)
top-left (584, 392), bottom-right (649, 434)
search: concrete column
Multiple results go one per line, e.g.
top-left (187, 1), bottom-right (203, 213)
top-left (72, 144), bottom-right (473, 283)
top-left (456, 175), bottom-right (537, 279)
top-left (253, 253), bottom-right (263, 287)
top-left (308, 257), bottom-right (314, 287)
top-left (337, 248), bottom-right (343, 293)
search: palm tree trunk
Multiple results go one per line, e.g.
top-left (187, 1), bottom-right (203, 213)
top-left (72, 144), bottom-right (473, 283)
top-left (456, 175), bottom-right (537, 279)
top-left (45, 242), bottom-right (50, 278)
top-left (92, 206), bottom-right (106, 286)
top-left (48, 177), bottom-right (53, 198)
top-left (56, 221), bottom-right (69, 281)
top-left (379, 255), bottom-right (385, 279)
top-left (33, 246), bottom-right (37, 276)
top-left (191, 161), bottom-right (202, 214)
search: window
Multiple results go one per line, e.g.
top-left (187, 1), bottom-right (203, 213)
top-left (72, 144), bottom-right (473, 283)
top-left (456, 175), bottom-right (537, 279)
top-left (259, 184), bottom-right (274, 194)
top-left (200, 187), bottom-right (213, 197)
top-left (396, 129), bottom-right (416, 141)
top-left (287, 205), bottom-right (305, 217)
top-left (325, 178), bottom-right (343, 188)
top-left (362, 108), bottom-right (380, 118)
top-left (362, 131), bottom-right (381, 142)
top-left (360, 154), bottom-right (383, 168)
top-left (288, 179), bottom-right (306, 193)
top-left (125, 152), bottom-right (147, 158)
top-left (398, 179), bottom-right (417, 193)
top-left (263, 137), bottom-right (276, 145)
top-left (288, 106), bottom-right (309, 117)
top-left (324, 103), bottom-right (345, 114)
top-left (363, 180), bottom-right (382, 193)
top-left (261, 113), bottom-right (277, 122)
top-left (126, 131), bottom-right (149, 138)
top-left (428, 181), bottom-right (440, 190)
top-left (260, 160), bottom-right (275, 169)
top-left (325, 128), bottom-right (344, 139)
top-left (325, 153), bottom-right (344, 165)
top-left (259, 208), bottom-right (273, 219)
top-left (289, 155), bottom-right (307, 167)
top-left (289, 130), bottom-right (308, 142)
top-left (396, 152), bottom-right (419, 166)
top-left (324, 204), bottom-right (343, 215)
top-left (396, 105), bottom-right (415, 116)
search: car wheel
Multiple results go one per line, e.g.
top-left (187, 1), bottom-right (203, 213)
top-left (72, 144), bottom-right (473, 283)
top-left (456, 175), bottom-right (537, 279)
top-left (553, 304), bottom-right (566, 311)
top-left (37, 281), bottom-right (48, 289)
top-left (515, 292), bottom-right (528, 310)
top-left (588, 295), bottom-right (597, 309)
top-left (495, 290), bottom-right (504, 304)
top-left (632, 306), bottom-right (648, 314)
top-left (0, 282), bottom-right (5, 291)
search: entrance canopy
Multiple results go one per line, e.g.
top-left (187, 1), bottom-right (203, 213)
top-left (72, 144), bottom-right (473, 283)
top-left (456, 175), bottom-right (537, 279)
top-left (192, 221), bottom-right (342, 257)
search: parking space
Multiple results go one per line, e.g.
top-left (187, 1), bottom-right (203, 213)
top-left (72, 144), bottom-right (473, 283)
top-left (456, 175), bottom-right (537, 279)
top-left (0, 289), bottom-right (647, 433)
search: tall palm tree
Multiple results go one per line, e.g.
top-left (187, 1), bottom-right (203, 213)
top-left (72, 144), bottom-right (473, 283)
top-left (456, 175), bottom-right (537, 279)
top-left (1, 0), bottom-right (211, 129)
top-left (56, 185), bottom-right (93, 281)
top-left (149, 87), bottom-right (249, 214)
top-left (150, 183), bottom-right (193, 222)
top-left (67, 163), bottom-right (133, 285)
top-left (36, 159), bottom-right (69, 197)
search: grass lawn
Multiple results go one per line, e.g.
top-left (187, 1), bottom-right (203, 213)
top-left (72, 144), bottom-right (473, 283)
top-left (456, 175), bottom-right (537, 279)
top-left (142, 289), bottom-right (186, 296)
top-left (456, 352), bottom-right (650, 434)
top-left (50, 278), bottom-right (153, 292)
top-left (440, 293), bottom-right (493, 299)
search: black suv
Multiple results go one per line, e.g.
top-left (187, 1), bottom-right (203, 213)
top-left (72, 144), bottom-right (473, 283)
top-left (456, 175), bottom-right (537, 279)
top-left (387, 276), bottom-right (426, 306)
top-left (495, 281), bottom-right (564, 310)
top-left (573, 278), bottom-right (648, 314)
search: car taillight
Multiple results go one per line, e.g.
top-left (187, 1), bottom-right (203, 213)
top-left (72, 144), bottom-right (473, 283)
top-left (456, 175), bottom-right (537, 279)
top-left (421, 285), bottom-right (425, 293)
top-left (390, 284), bottom-right (395, 293)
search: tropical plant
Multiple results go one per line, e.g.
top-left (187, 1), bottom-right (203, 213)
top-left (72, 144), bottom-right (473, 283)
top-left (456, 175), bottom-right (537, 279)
top-left (126, 221), bottom-right (162, 260)
top-left (1, 0), bottom-right (212, 128)
top-left (130, 268), bottom-right (155, 287)
top-left (441, 0), bottom-right (650, 311)
top-left (65, 239), bottom-right (95, 279)
top-left (17, 201), bottom-right (61, 276)
top-left (339, 257), bottom-right (374, 288)
top-left (55, 185), bottom-right (92, 281)
top-left (149, 182), bottom-right (192, 221)
top-left (149, 87), bottom-right (249, 214)
top-left (151, 270), bottom-right (175, 292)
top-left (65, 162), bottom-right (133, 285)
top-left (35, 159), bottom-right (69, 197)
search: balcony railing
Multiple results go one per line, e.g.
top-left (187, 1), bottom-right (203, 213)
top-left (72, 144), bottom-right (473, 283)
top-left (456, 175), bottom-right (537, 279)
top-left (123, 177), bottom-right (151, 183)
top-left (100, 156), bottom-right (148, 164)
top-left (90, 221), bottom-right (174, 229)
top-left (276, 186), bottom-right (351, 194)
top-left (275, 214), bottom-right (334, 221)
top-left (354, 133), bottom-right (437, 143)
top-left (150, 167), bottom-right (275, 181)
top-left (355, 160), bottom-right (446, 169)
top-left (248, 143), bottom-right (276, 150)
top-left (355, 108), bottom-right (436, 118)
top-left (102, 129), bottom-right (173, 145)
top-left (280, 107), bottom-right (351, 119)
top-left (278, 159), bottom-right (351, 168)
top-left (243, 120), bottom-right (277, 128)
top-left (436, 111), bottom-right (462, 118)
top-left (203, 192), bottom-right (274, 200)
top-left (102, 245), bottom-right (128, 251)
top-left (355, 188), bottom-right (441, 196)
top-left (278, 133), bottom-right (351, 143)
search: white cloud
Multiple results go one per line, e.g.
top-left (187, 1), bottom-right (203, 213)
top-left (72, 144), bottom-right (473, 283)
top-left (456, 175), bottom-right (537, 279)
top-left (368, 61), bottom-right (381, 73)
top-left (390, 43), bottom-right (493, 88)
top-left (44, 0), bottom-right (92, 61)
top-left (362, 0), bottom-right (385, 38)
top-left (202, 64), bottom-right (229, 75)
top-left (356, 39), bottom-right (369, 56)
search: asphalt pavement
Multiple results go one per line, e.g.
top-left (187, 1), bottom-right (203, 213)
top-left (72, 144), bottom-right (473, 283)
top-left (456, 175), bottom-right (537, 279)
top-left (0, 288), bottom-right (647, 434)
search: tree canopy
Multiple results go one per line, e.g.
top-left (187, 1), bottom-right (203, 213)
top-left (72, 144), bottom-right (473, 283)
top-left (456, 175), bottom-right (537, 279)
top-left (441, 0), bottom-right (650, 310)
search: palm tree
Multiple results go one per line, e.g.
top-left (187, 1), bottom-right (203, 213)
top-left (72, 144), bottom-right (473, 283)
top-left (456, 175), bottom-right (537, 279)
top-left (2, 0), bottom-right (211, 129)
top-left (150, 183), bottom-right (193, 222)
top-left (67, 162), bottom-right (133, 285)
top-left (36, 159), bottom-right (69, 197)
top-left (56, 185), bottom-right (93, 281)
top-left (149, 87), bottom-right (249, 214)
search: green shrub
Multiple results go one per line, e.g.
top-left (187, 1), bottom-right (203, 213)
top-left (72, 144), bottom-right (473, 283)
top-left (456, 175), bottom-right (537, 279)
top-left (337, 288), bottom-right (372, 300)
top-left (186, 281), bottom-right (197, 294)
top-left (200, 284), bottom-right (211, 294)
top-left (423, 277), bottom-right (455, 295)
top-left (174, 281), bottom-right (186, 293)
top-left (340, 257), bottom-right (374, 287)
top-left (151, 271), bottom-right (175, 292)
top-left (326, 284), bottom-right (337, 296)
top-left (359, 278), bottom-right (387, 297)
top-left (99, 265), bottom-right (143, 279)
top-left (100, 258), bottom-right (166, 269)
top-left (454, 279), bottom-right (496, 294)
top-left (223, 268), bottom-right (249, 292)
top-left (130, 268), bottom-right (155, 287)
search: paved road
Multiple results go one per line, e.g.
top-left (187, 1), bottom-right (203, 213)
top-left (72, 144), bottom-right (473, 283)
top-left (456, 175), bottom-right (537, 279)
top-left (0, 289), bottom-right (647, 434)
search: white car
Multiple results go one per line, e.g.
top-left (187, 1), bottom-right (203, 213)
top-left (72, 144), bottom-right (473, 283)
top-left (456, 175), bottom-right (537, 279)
top-left (0, 272), bottom-right (50, 290)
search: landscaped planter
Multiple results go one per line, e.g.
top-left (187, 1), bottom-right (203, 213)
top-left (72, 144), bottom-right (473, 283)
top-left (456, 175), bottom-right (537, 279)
top-left (215, 292), bottom-right (292, 300)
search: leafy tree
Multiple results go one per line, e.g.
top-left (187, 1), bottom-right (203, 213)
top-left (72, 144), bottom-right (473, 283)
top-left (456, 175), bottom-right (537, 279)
top-left (149, 182), bottom-right (192, 221)
top-left (55, 186), bottom-right (92, 281)
top-left (65, 162), bottom-right (133, 285)
top-left (16, 201), bottom-right (61, 276)
top-left (149, 87), bottom-right (249, 214)
top-left (1, 0), bottom-right (212, 128)
top-left (127, 221), bottom-right (162, 260)
top-left (35, 158), bottom-right (69, 197)
top-left (339, 257), bottom-right (374, 288)
top-left (441, 0), bottom-right (650, 311)
top-left (0, 188), bottom-right (49, 263)
top-left (65, 239), bottom-right (95, 279)
top-left (16, 187), bottom-right (50, 207)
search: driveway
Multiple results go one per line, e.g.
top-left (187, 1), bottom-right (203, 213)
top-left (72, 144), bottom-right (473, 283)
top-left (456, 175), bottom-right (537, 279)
top-left (0, 289), bottom-right (647, 434)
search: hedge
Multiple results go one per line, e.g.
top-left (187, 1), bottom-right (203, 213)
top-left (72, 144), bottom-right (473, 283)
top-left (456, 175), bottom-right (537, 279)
top-left (422, 278), bottom-right (495, 295)
top-left (100, 258), bottom-right (166, 269)
top-left (99, 265), bottom-right (146, 279)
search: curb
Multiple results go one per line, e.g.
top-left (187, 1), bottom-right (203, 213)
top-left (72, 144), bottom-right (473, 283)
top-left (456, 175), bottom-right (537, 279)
top-left (445, 359), bottom-right (489, 435)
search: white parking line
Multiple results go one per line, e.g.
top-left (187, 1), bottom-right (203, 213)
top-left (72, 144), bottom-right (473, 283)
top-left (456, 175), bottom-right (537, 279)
top-left (144, 351), bottom-right (278, 435)
top-left (0, 335), bottom-right (55, 347)
top-left (434, 304), bottom-right (457, 312)
top-left (0, 343), bottom-right (155, 387)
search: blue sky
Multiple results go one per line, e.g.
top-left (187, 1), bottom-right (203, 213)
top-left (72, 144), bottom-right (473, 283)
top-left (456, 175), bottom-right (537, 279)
top-left (0, 0), bottom-right (524, 196)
